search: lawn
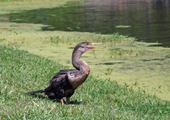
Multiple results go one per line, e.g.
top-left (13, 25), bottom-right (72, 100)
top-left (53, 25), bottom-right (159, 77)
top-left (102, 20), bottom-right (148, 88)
top-left (0, 46), bottom-right (170, 119)
top-left (1, 0), bottom-right (170, 101)
top-left (0, 0), bottom-right (170, 119)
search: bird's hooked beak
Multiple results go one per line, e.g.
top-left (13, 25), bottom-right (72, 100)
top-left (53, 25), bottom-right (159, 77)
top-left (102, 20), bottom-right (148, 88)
top-left (86, 43), bottom-right (103, 49)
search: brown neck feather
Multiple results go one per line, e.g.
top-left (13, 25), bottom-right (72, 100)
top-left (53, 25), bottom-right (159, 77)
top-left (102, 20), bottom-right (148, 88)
top-left (68, 47), bottom-right (90, 88)
top-left (72, 48), bottom-right (90, 75)
top-left (72, 50), bottom-right (82, 70)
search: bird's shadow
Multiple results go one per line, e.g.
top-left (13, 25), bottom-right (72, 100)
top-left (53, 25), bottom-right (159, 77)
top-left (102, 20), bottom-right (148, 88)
top-left (27, 93), bottom-right (86, 105)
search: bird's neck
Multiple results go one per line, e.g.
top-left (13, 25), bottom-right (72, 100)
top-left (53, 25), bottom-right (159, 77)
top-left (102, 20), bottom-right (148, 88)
top-left (72, 51), bottom-right (90, 74)
top-left (72, 51), bottom-right (82, 70)
top-left (68, 51), bottom-right (90, 88)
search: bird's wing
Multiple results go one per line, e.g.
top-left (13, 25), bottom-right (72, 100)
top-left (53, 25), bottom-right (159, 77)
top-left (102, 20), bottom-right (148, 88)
top-left (48, 69), bottom-right (76, 86)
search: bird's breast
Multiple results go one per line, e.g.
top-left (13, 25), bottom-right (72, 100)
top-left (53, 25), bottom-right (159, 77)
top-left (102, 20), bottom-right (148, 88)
top-left (68, 60), bottom-right (90, 88)
top-left (67, 71), bottom-right (89, 89)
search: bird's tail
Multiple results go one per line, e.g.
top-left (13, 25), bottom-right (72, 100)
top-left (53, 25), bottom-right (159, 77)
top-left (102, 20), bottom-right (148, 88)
top-left (26, 89), bottom-right (45, 94)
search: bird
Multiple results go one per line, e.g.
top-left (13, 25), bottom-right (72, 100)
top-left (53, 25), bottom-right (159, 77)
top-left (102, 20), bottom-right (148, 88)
top-left (26, 42), bottom-right (97, 105)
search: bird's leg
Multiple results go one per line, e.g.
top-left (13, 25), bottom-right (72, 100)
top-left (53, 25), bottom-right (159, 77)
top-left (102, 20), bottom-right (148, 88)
top-left (61, 99), bottom-right (64, 105)
top-left (66, 97), bottom-right (75, 106)
top-left (66, 97), bottom-right (70, 104)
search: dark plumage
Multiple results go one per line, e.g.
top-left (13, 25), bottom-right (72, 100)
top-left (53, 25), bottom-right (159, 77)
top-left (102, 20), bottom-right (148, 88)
top-left (26, 42), bottom-right (96, 105)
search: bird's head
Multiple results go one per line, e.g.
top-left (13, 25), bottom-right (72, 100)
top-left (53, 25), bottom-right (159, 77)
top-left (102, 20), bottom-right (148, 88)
top-left (73, 42), bottom-right (100, 54)
top-left (72, 42), bottom-right (102, 69)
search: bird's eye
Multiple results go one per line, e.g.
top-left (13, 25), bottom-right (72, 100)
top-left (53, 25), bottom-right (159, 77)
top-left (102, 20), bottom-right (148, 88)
top-left (80, 45), bottom-right (85, 48)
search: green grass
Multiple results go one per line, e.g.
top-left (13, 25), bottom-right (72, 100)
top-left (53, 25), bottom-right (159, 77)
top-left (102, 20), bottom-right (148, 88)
top-left (1, 46), bottom-right (170, 119)
top-left (0, 0), bottom-right (45, 2)
top-left (0, 0), bottom-right (34, 3)
top-left (47, 32), bottom-right (132, 45)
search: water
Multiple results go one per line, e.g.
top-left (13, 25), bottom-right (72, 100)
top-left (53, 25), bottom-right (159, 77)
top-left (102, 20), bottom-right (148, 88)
top-left (9, 0), bottom-right (170, 47)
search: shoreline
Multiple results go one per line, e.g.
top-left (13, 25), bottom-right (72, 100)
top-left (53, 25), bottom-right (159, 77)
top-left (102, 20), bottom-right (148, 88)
top-left (0, 1), bottom-right (170, 101)
top-left (0, 0), bottom-right (76, 14)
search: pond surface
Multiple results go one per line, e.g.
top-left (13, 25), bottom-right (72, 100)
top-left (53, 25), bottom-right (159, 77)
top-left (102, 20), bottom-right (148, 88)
top-left (9, 0), bottom-right (170, 47)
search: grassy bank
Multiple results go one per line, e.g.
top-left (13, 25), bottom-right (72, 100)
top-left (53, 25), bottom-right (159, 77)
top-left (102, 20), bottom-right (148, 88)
top-left (1, 22), bottom-right (170, 101)
top-left (1, 46), bottom-right (170, 119)
top-left (0, 1), bottom-right (170, 119)
top-left (0, 0), bottom-right (170, 102)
